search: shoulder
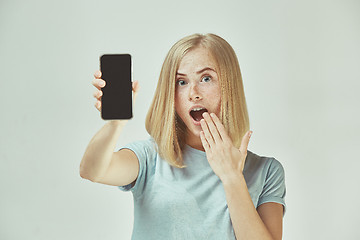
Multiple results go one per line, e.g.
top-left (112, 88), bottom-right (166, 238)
top-left (117, 137), bottom-right (159, 195)
top-left (121, 137), bottom-right (156, 149)
top-left (120, 137), bottom-right (158, 164)
top-left (121, 137), bottom-right (157, 152)
top-left (246, 150), bottom-right (283, 169)
top-left (244, 150), bottom-right (285, 180)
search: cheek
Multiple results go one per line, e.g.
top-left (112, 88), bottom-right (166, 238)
top-left (215, 97), bottom-right (221, 114)
top-left (210, 86), bottom-right (221, 107)
top-left (175, 87), bottom-right (189, 102)
top-left (174, 90), bottom-right (185, 114)
top-left (211, 92), bottom-right (222, 116)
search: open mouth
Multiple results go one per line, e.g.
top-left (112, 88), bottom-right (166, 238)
top-left (190, 108), bottom-right (208, 122)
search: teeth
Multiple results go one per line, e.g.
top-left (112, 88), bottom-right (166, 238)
top-left (192, 108), bottom-right (205, 111)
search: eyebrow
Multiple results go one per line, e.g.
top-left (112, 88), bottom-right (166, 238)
top-left (176, 67), bottom-right (216, 76)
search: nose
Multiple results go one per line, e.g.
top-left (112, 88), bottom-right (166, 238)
top-left (188, 83), bottom-right (202, 101)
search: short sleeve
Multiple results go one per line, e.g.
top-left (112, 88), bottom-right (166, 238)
top-left (257, 158), bottom-right (287, 216)
top-left (117, 138), bottom-right (156, 198)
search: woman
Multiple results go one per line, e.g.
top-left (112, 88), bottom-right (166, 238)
top-left (80, 33), bottom-right (286, 240)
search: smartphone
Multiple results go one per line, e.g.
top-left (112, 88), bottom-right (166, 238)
top-left (100, 54), bottom-right (133, 120)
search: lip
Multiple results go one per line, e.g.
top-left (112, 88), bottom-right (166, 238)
top-left (191, 117), bottom-right (202, 126)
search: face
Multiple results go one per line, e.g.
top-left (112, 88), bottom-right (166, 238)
top-left (175, 46), bottom-right (221, 150)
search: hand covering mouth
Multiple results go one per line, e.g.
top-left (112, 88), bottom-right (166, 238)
top-left (190, 107), bottom-right (208, 122)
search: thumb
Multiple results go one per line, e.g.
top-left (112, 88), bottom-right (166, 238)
top-left (132, 81), bottom-right (140, 104)
top-left (239, 130), bottom-right (252, 172)
top-left (239, 130), bottom-right (252, 154)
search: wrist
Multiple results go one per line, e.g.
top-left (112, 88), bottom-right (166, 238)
top-left (108, 119), bottom-right (128, 128)
top-left (221, 172), bottom-right (246, 187)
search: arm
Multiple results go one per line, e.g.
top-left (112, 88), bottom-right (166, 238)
top-left (222, 175), bottom-right (283, 240)
top-left (80, 70), bottom-right (140, 186)
top-left (79, 120), bottom-right (139, 186)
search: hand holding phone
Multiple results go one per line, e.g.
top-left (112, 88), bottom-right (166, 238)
top-left (92, 57), bottom-right (139, 120)
top-left (99, 54), bottom-right (133, 120)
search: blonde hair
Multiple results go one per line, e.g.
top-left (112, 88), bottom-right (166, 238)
top-left (145, 33), bottom-right (250, 168)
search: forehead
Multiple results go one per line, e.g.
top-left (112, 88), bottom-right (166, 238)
top-left (177, 47), bottom-right (217, 73)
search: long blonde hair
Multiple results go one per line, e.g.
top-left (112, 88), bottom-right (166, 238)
top-left (145, 33), bottom-right (250, 168)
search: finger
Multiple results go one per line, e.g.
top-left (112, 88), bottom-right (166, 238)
top-left (93, 90), bottom-right (103, 100)
top-left (200, 118), bottom-right (215, 147)
top-left (92, 78), bottom-right (106, 90)
top-left (132, 80), bottom-right (140, 92)
top-left (200, 131), bottom-right (211, 154)
top-left (210, 113), bottom-right (232, 143)
top-left (203, 112), bottom-right (222, 144)
top-left (94, 100), bottom-right (101, 112)
top-left (239, 131), bottom-right (252, 154)
top-left (94, 70), bottom-right (102, 79)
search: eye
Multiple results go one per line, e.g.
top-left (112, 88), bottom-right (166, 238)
top-left (177, 80), bottom-right (186, 86)
top-left (201, 76), bottom-right (212, 82)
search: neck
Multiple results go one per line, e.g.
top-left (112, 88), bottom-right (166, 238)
top-left (185, 133), bottom-right (205, 152)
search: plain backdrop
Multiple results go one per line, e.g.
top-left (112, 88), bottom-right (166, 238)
top-left (1, 0), bottom-right (359, 239)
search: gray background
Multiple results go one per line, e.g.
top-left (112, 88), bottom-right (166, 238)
top-left (1, 0), bottom-right (359, 239)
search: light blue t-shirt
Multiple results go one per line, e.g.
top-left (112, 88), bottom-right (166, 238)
top-left (118, 138), bottom-right (286, 240)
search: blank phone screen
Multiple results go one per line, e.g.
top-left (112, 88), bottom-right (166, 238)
top-left (100, 54), bottom-right (132, 120)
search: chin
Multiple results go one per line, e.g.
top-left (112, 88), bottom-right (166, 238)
top-left (187, 127), bottom-right (202, 138)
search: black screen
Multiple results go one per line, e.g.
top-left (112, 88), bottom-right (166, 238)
top-left (100, 54), bottom-right (132, 120)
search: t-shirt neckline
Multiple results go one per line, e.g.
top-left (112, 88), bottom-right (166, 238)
top-left (184, 144), bottom-right (207, 157)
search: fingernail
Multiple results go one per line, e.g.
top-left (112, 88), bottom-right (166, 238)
top-left (249, 131), bottom-right (253, 137)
